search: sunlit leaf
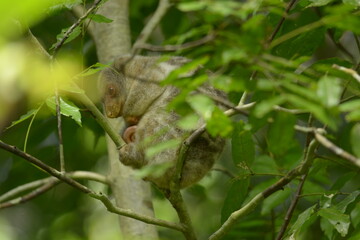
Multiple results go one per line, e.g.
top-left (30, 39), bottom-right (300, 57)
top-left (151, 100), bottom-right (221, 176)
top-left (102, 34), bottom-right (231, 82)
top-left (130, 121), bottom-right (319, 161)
top-left (206, 108), bottom-right (233, 137)
top-left (317, 76), bottom-right (342, 107)
top-left (45, 96), bottom-right (82, 126)
top-left (187, 94), bottom-right (215, 120)
top-left (177, 2), bottom-right (207, 12)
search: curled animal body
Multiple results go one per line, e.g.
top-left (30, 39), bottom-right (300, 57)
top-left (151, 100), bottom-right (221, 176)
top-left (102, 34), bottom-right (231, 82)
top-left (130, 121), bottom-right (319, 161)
top-left (99, 55), bottom-right (226, 188)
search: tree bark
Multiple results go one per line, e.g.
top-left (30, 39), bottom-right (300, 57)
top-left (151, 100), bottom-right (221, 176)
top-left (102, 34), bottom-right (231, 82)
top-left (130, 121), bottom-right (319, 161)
top-left (89, 0), bottom-right (159, 239)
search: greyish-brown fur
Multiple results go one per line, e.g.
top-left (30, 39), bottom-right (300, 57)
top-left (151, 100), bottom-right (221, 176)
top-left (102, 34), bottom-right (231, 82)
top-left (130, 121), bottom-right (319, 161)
top-left (99, 55), bottom-right (226, 189)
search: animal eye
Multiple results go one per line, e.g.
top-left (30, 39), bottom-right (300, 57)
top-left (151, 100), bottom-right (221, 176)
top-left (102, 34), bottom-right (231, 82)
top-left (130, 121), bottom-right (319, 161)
top-left (107, 84), bottom-right (117, 97)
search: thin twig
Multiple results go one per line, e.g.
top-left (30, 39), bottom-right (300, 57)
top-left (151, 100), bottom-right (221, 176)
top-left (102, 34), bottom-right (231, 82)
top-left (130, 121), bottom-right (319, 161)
top-left (314, 132), bottom-right (360, 168)
top-left (332, 64), bottom-right (360, 84)
top-left (0, 179), bottom-right (60, 209)
top-left (137, 34), bottom-right (215, 52)
top-left (0, 141), bottom-right (185, 232)
top-left (165, 190), bottom-right (197, 240)
top-left (267, 0), bottom-right (298, 44)
top-left (55, 90), bottom-right (65, 172)
top-left (209, 140), bottom-right (318, 240)
top-left (0, 171), bottom-right (108, 203)
top-left (51, 0), bottom-right (103, 58)
top-left (132, 0), bottom-right (172, 54)
top-left (275, 174), bottom-right (307, 240)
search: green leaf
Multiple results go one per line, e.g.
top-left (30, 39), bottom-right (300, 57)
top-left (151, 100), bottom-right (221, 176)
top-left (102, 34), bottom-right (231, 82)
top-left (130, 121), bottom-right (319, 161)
top-left (76, 62), bottom-right (110, 78)
top-left (346, 110), bottom-right (360, 122)
top-left (262, 188), bottom-right (291, 215)
top-left (268, 111), bottom-right (296, 156)
top-left (177, 113), bottom-right (200, 131)
top-left (50, 26), bottom-right (81, 50)
top-left (316, 76), bottom-right (342, 107)
top-left (206, 108), bottom-right (233, 137)
top-left (231, 121), bottom-right (255, 169)
top-left (88, 14), bottom-right (113, 23)
top-left (134, 162), bottom-right (173, 179)
top-left (162, 57), bottom-right (209, 85)
top-left (177, 2), bottom-right (207, 12)
top-left (318, 207), bottom-right (350, 237)
top-left (220, 178), bottom-right (250, 223)
top-left (253, 96), bottom-right (286, 118)
top-left (145, 139), bottom-right (181, 159)
top-left (285, 94), bottom-right (337, 130)
top-left (45, 96), bottom-right (82, 126)
top-left (308, 0), bottom-right (334, 7)
top-left (187, 94), bottom-right (215, 120)
top-left (6, 109), bottom-right (37, 129)
top-left (288, 205), bottom-right (317, 237)
top-left (252, 155), bottom-right (278, 174)
top-left (336, 190), bottom-right (360, 213)
top-left (350, 123), bottom-right (360, 158)
top-left (339, 99), bottom-right (360, 111)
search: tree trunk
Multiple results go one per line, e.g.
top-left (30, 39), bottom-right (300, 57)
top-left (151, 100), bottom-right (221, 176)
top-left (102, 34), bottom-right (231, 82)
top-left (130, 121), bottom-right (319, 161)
top-left (89, 0), bottom-right (158, 239)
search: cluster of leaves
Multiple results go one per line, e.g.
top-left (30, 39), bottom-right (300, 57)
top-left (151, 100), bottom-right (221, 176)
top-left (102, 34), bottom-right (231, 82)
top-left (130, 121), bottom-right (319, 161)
top-left (1, 0), bottom-right (360, 239)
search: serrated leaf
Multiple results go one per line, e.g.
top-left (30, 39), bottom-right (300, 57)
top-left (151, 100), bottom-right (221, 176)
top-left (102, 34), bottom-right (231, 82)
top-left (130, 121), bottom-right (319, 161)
top-left (317, 76), bottom-right (342, 107)
top-left (350, 123), bottom-right (360, 158)
top-left (318, 207), bottom-right (350, 237)
top-left (221, 178), bottom-right (250, 223)
top-left (45, 96), bottom-right (82, 126)
top-left (145, 139), bottom-right (181, 159)
top-left (231, 121), bottom-right (255, 169)
top-left (336, 190), bottom-right (360, 213)
top-left (6, 109), bottom-right (37, 129)
top-left (252, 155), bottom-right (278, 173)
top-left (88, 14), bottom-right (113, 23)
top-left (288, 205), bottom-right (317, 236)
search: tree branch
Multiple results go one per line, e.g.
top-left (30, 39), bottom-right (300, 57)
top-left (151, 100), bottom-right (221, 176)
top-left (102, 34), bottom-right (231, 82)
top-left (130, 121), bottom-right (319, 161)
top-left (51, 0), bottom-right (104, 58)
top-left (132, 0), bottom-right (171, 54)
top-left (275, 174), bottom-right (308, 240)
top-left (332, 64), bottom-right (360, 84)
top-left (0, 171), bottom-right (108, 203)
top-left (0, 141), bottom-right (184, 232)
top-left (137, 34), bottom-right (215, 52)
top-left (209, 140), bottom-right (318, 240)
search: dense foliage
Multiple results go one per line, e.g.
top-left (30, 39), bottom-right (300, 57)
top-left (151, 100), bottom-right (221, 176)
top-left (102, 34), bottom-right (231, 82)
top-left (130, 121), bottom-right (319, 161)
top-left (0, 0), bottom-right (360, 239)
